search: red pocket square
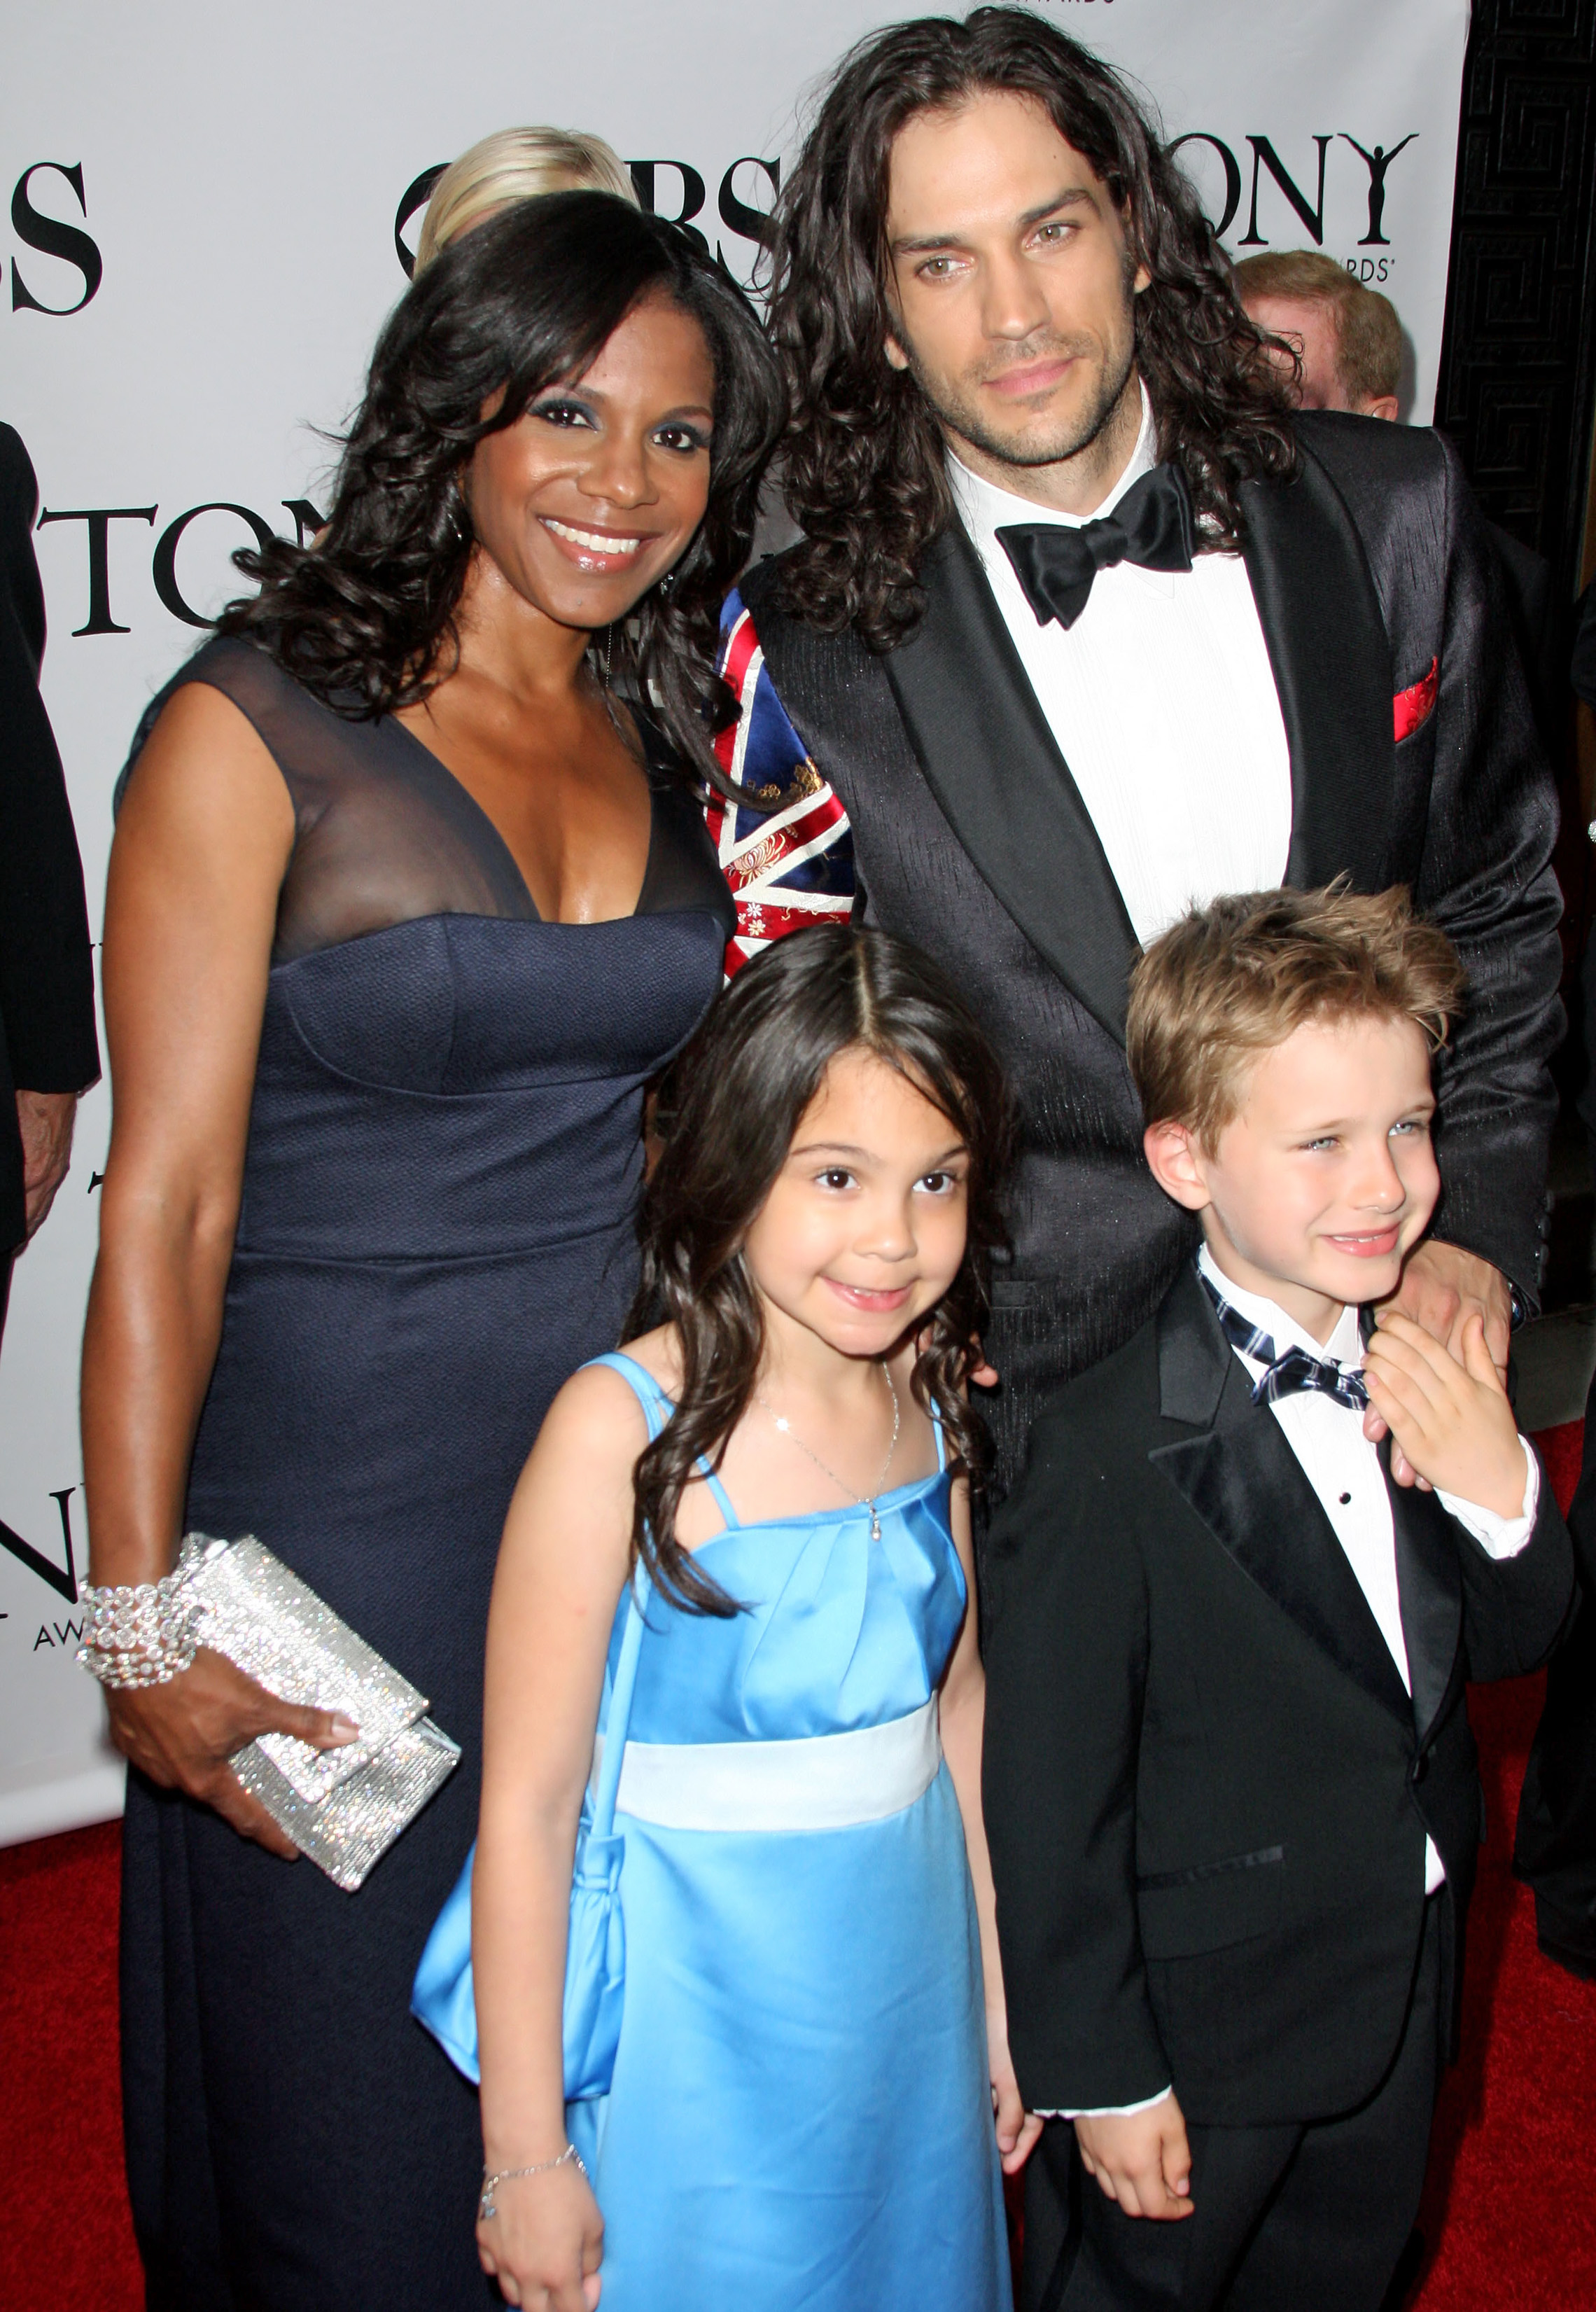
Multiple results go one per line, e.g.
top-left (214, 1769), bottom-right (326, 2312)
top-left (1394, 657), bottom-right (1438, 742)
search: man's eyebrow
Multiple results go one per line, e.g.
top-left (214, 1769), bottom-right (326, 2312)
top-left (1019, 185), bottom-right (1098, 230)
top-left (890, 184), bottom-right (1096, 256)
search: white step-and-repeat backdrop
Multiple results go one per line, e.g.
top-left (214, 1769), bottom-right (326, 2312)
top-left (1, 0), bottom-right (1469, 1843)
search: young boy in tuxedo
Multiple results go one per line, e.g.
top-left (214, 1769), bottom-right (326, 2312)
top-left (982, 886), bottom-right (1574, 2312)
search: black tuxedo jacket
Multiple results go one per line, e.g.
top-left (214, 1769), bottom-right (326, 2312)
top-left (980, 1265), bottom-right (1574, 2127)
top-left (743, 414), bottom-right (1563, 1492)
top-left (0, 422), bottom-right (99, 1252)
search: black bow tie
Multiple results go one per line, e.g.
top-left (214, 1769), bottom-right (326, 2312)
top-left (994, 462), bottom-right (1196, 630)
top-left (1199, 1272), bottom-right (1370, 1414)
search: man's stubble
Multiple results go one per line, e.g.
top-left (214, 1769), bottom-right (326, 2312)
top-left (903, 327), bottom-right (1138, 477)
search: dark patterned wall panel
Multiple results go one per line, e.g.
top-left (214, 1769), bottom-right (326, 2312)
top-left (1435, 0), bottom-right (1596, 595)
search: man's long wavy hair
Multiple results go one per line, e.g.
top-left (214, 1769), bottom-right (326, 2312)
top-left (218, 192), bottom-right (783, 784)
top-left (626, 927), bottom-right (1016, 1615)
top-left (768, 7), bottom-right (1296, 650)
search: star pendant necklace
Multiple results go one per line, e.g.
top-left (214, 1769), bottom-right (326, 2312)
top-left (757, 1363), bottom-right (901, 1541)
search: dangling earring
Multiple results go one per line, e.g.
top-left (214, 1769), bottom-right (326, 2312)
top-left (448, 479), bottom-right (470, 545)
top-left (657, 566), bottom-right (678, 599)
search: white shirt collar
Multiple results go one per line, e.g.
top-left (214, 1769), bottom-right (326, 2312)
top-left (1197, 1244), bottom-right (1363, 1372)
top-left (946, 375), bottom-right (1158, 542)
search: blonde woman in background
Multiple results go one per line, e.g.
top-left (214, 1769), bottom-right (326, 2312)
top-left (415, 125), bottom-right (636, 270)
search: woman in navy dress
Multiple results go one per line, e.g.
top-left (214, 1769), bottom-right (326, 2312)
top-left (79, 192), bottom-right (778, 2310)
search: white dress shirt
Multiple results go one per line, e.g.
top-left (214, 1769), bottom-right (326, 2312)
top-left (1055, 1255), bottom-right (1539, 2121)
top-left (946, 387), bottom-right (1293, 945)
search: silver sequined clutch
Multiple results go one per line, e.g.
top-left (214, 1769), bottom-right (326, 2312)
top-left (182, 1535), bottom-right (461, 1892)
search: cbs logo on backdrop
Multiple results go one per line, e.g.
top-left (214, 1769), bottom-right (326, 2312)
top-left (393, 153), bottom-right (782, 281)
top-left (6, 131), bottom-right (1416, 639)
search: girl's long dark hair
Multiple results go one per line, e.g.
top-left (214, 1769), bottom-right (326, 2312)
top-left (627, 926), bottom-right (1016, 1614)
top-left (217, 191), bottom-right (783, 784)
top-left (767, 6), bottom-right (1297, 650)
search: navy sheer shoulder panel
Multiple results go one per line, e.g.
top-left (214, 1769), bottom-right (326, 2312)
top-left (118, 637), bottom-right (734, 963)
top-left (630, 706), bottom-right (735, 935)
top-left (636, 769), bottom-right (735, 926)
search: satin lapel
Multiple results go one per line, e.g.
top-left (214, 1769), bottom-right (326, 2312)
top-left (1240, 444), bottom-right (1394, 893)
top-left (884, 524), bottom-right (1139, 1044)
top-left (1387, 1454), bottom-right (1464, 1750)
top-left (1149, 1273), bottom-right (1410, 1724)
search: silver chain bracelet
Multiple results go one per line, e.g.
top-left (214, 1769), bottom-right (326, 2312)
top-left (479, 2143), bottom-right (587, 2222)
top-left (77, 1538), bottom-right (206, 1689)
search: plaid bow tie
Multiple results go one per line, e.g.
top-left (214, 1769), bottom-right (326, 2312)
top-left (1200, 1272), bottom-right (1370, 1412)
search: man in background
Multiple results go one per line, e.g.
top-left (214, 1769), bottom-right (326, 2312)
top-left (1233, 248), bottom-right (1401, 419)
top-left (1235, 250), bottom-right (1561, 737)
top-left (0, 422), bottom-right (99, 1337)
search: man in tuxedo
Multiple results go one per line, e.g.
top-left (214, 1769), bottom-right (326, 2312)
top-left (0, 421), bottom-right (99, 1335)
top-left (713, 8), bottom-right (1561, 1493)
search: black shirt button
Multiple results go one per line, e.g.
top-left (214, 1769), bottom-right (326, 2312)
top-left (1339, 1491), bottom-right (1352, 1505)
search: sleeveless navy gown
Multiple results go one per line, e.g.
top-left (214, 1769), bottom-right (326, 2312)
top-left (116, 639), bottom-right (733, 2309)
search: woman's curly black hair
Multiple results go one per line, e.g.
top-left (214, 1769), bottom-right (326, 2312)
top-left (626, 925), bottom-right (1017, 1615)
top-left (217, 190), bottom-right (784, 784)
top-left (766, 6), bottom-right (1297, 651)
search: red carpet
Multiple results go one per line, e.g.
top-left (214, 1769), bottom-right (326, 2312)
top-left (0, 1816), bottom-right (141, 2312)
top-left (1409, 1419), bottom-right (1596, 2311)
top-left (2, 1423), bottom-right (1593, 2312)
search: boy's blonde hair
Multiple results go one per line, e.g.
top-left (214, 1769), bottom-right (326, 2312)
top-left (415, 127), bottom-right (637, 272)
top-left (1127, 884), bottom-right (1465, 1147)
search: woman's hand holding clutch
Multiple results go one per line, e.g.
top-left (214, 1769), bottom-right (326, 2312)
top-left (107, 1647), bottom-right (357, 1858)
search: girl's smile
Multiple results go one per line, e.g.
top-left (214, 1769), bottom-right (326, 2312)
top-left (823, 1278), bottom-right (916, 1312)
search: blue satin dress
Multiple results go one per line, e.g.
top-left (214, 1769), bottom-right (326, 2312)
top-left (570, 1355), bottom-right (1011, 2311)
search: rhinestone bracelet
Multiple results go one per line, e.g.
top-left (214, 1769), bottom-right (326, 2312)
top-left (77, 1540), bottom-right (205, 1689)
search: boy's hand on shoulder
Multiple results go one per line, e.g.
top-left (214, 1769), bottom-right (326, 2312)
top-left (1362, 1311), bottom-right (1527, 1519)
top-left (1074, 2094), bottom-right (1193, 2220)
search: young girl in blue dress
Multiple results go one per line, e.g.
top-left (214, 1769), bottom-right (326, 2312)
top-left (422, 924), bottom-right (1038, 2311)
